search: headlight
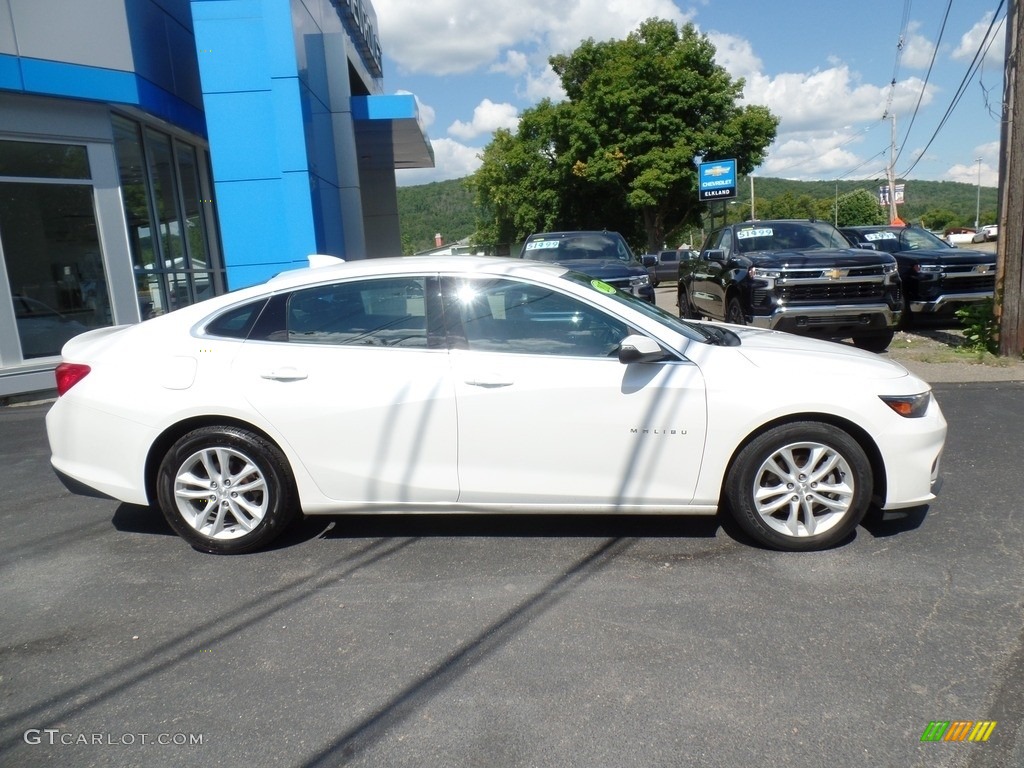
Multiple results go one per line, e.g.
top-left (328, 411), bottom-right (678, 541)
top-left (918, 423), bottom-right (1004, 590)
top-left (913, 264), bottom-right (942, 273)
top-left (630, 274), bottom-right (651, 287)
top-left (880, 391), bottom-right (931, 418)
top-left (882, 262), bottom-right (898, 275)
top-left (749, 267), bottom-right (782, 279)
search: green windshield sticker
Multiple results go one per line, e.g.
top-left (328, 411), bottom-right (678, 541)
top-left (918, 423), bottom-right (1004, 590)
top-left (591, 279), bottom-right (616, 294)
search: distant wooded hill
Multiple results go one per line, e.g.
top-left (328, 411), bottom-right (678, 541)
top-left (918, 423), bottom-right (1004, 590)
top-left (396, 175), bottom-right (999, 255)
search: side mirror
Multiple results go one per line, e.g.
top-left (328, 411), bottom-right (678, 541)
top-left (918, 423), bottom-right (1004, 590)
top-left (705, 249), bottom-right (726, 262)
top-left (641, 254), bottom-right (657, 267)
top-left (856, 243), bottom-right (877, 250)
top-left (617, 334), bottom-right (665, 364)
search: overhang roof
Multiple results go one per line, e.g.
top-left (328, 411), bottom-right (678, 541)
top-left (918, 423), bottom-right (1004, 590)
top-left (351, 94), bottom-right (434, 170)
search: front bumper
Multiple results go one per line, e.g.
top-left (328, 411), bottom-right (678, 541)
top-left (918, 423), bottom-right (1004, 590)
top-left (909, 292), bottom-right (992, 314)
top-left (749, 303), bottom-right (901, 334)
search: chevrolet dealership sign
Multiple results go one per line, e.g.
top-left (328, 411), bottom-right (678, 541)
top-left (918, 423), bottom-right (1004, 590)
top-left (698, 159), bottom-right (737, 201)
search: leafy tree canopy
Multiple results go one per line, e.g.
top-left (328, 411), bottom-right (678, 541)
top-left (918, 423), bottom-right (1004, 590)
top-left (469, 18), bottom-right (779, 253)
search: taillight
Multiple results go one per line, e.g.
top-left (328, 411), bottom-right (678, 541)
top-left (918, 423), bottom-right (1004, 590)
top-left (55, 363), bottom-right (91, 396)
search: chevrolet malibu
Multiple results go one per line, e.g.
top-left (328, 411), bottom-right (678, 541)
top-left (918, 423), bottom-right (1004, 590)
top-left (46, 256), bottom-right (946, 554)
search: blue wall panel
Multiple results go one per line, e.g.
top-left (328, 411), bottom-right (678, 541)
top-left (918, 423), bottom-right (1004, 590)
top-left (0, 55), bottom-right (25, 90)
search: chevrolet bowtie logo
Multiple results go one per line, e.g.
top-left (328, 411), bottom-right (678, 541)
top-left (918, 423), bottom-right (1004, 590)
top-left (704, 165), bottom-right (731, 177)
top-left (826, 268), bottom-right (848, 279)
top-left (975, 264), bottom-right (991, 274)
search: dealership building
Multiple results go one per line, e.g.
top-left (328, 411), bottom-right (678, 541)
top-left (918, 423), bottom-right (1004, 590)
top-left (0, 0), bottom-right (433, 398)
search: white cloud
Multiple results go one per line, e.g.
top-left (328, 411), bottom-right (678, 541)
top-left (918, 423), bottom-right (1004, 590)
top-left (900, 22), bottom-right (937, 70)
top-left (490, 50), bottom-right (529, 77)
top-left (395, 138), bottom-right (483, 186)
top-left (374, 0), bottom-right (689, 76)
top-left (448, 99), bottom-right (520, 140)
top-left (945, 140), bottom-right (1001, 186)
top-left (953, 12), bottom-right (1005, 66)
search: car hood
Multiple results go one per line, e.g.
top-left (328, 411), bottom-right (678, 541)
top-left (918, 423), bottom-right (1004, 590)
top-left (728, 325), bottom-right (910, 380)
top-left (553, 259), bottom-right (647, 278)
top-left (746, 248), bottom-right (889, 268)
top-left (893, 247), bottom-right (994, 265)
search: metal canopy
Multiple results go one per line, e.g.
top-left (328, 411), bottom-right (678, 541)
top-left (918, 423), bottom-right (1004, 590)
top-left (351, 94), bottom-right (434, 169)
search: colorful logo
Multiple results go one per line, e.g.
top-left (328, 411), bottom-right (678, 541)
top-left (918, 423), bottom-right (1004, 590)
top-left (920, 721), bottom-right (997, 742)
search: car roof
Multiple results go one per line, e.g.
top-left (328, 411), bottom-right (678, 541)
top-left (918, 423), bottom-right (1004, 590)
top-left (262, 255), bottom-right (567, 291)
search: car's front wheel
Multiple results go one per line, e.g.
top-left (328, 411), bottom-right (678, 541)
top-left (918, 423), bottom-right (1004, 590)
top-left (156, 426), bottom-right (298, 554)
top-left (724, 422), bottom-right (872, 551)
top-left (852, 330), bottom-right (895, 353)
top-left (678, 284), bottom-right (699, 319)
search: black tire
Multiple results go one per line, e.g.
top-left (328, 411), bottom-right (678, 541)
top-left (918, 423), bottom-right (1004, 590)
top-left (156, 425), bottom-right (298, 554)
top-left (852, 329), bottom-right (895, 353)
top-left (725, 297), bottom-right (746, 325)
top-left (725, 422), bottom-right (872, 551)
top-left (651, 276), bottom-right (660, 288)
top-left (678, 284), bottom-right (699, 319)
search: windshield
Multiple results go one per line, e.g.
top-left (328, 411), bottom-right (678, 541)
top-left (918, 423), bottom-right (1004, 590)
top-left (564, 271), bottom-right (711, 344)
top-left (523, 233), bottom-right (633, 263)
top-left (732, 221), bottom-right (851, 254)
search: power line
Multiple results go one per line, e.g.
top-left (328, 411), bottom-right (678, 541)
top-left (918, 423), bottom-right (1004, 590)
top-left (899, 2), bottom-right (1007, 178)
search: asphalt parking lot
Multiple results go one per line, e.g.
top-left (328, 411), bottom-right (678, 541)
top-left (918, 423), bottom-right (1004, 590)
top-left (1, 382), bottom-right (1022, 768)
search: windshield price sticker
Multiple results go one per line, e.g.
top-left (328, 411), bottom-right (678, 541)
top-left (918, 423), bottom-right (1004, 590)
top-left (865, 231), bottom-right (897, 241)
top-left (525, 240), bottom-right (561, 250)
top-left (591, 279), bottom-right (617, 294)
top-left (737, 228), bottom-right (774, 240)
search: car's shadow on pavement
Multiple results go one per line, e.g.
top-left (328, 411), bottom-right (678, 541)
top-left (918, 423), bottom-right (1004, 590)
top-left (111, 502), bottom-right (928, 552)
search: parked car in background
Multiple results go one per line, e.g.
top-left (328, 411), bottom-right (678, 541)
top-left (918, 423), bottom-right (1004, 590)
top-left (943, 227), bottom-right (977, 246)
top-left (678, 219), bottom-right (902, 352)
top-left (47, 254), bottom-right (946, 555)
top-left (644, 249), bottom-right (697, 287)
top-left (518, 230), bottom-right (654, 302)
top-left (840, 225), bottom-right (996, 327)
top-left (972, 224), bottom-right (998, 243)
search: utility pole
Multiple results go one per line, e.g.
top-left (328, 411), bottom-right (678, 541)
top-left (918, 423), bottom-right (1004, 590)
top-left (997, 0), bottom-right (1024, 356)
top-left (886, 115), bottom-right (899, 224)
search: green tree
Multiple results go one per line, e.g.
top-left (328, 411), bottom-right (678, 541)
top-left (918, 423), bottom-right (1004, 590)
top-left (830, 189), bottom-right (887, 227)
top-left (470, 18), bottom-right (778, 252)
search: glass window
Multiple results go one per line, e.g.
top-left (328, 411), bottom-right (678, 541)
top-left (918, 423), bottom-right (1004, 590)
top-left (112, 115), bottom-right (222, 318)
top-left (205, 299), bottom-right (269, 339)
top-left (0, 181), bottom-right (112, 358)
top-left (449, 278), bottom-right (628, 357)
top-left (0, 139), bottom-right (90, 179)
top-left (286, 278), bottom-right (429, 347)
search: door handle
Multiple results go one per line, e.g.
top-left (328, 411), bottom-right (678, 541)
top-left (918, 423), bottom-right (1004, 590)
top-left (260, 367), bottom-right (308, 381)
top-left (466, 376), bottom-right (513, 388)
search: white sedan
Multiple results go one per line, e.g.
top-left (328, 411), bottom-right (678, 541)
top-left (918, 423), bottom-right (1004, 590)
top-left (46, 255), bottom-right (946, 554)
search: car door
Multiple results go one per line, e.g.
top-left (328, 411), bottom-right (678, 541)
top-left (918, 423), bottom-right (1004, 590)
top-left (442, 276), bottom-right (708, 507)
top-left (232, 275), bottom-right (459, 503)
top-left (690, 229), bottom-right (731, 319)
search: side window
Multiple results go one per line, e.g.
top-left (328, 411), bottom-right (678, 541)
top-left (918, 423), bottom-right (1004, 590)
top-left (449, 278), bottom-right (629, 357)
top-left (285, 277), bottom-right (429, 347)
top-left (204, 299), bottom-right (268, 339)
top-left (718, 229), bottom-right (733, 258)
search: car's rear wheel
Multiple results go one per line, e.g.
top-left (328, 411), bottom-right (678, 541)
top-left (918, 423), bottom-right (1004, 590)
top-left (156, 426), bottom-right (298, 554)
top-left (725, 422), bottom-right (872, 551)
top-left (852, 330), bottom-right (895, 353)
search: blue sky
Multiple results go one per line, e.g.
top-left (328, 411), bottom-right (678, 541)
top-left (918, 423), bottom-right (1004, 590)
top-left (370, 0), bottom-right (1006, 192)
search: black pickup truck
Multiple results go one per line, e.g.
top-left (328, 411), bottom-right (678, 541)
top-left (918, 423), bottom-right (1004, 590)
top-left (518, 230), bottom-right (655, 303)
top-left (678, 219), bottom-right (903, 352)
top-left (840, 225), bottom-right (996, 327)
